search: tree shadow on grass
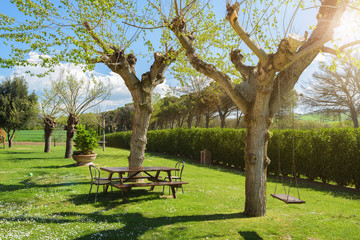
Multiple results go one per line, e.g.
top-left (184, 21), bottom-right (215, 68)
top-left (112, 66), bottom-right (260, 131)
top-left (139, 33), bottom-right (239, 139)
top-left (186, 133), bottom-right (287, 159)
top-left (2, 151), bottom-right (35, 154)
top-left (239, 231), bottom-right (263, 240)
top-left (69, 189), bottom-right (166, 209)
top-left (32, 164), bottom-right (75, 169)
top-left (0, 181), bottom-right (88, 192)
top-left (5, 157), bottom-right (50, 161)
top-left (1, 209), bottom-right (247, 239)
top-left (73, 212), bottom-right (246, 240)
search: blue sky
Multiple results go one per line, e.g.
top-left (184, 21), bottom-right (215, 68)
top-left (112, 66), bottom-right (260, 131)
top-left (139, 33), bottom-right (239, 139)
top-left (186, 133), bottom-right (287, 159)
top-left (0, 0), bottom-right (350, 112)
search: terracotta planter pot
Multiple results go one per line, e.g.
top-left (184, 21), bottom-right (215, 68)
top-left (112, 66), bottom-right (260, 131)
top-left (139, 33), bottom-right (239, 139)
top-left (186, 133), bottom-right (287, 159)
top-left (72, 153), bottom-right (97, 166)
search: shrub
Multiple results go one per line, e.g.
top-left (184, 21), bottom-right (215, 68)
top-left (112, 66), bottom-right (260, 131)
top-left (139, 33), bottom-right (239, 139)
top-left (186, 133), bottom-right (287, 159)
top-left (73, 125), bottom-right (98, 155)
top-left (106, 127), bottom-right (360, 188)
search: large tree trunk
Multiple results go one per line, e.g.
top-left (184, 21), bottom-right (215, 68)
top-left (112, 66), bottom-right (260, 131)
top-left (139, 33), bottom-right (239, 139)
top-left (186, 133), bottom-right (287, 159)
top-left (65, 114), bottom-right (79, 158)
top-left (43, 116), bottom-right (56, 153)
top-left (244, 107), bottom-right (271, 216)
top-left (128, 87), bottom-right (154, 167)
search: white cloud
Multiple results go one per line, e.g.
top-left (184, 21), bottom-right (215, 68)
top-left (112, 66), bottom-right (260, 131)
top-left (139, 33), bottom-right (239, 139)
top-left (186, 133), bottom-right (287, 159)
top-left (154, 79), bottom-right (172, 98)
top-left (0, 52), bottom-right (172, 112)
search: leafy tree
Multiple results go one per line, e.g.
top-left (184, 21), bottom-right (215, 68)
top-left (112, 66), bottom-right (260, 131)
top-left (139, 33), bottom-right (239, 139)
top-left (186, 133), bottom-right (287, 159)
top-left (0, 76), bottom-right (38, 148)
top-left (79, 113), bottom-right (98, 130)
top-left (160, 0), bottom-right (360, 216)
top-left (92, 108), bottom-right (119, 151)
top-left (302, 56), bottom-right (360, 128)
top-left (199, 85), bottom-right (219, 128)
top-left (181, 94), bottom-right (196, 128)
top-left (51, 69), bottom-right (110, 158)
top-left (116, 103), bottom-right (134, 131)
top-left (173, 72), bottom-right (212, 127)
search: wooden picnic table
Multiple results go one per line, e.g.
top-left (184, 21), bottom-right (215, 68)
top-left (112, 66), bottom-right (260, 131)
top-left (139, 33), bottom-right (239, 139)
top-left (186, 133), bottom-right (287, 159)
top-left (100, 166), bottom-right (188, 203)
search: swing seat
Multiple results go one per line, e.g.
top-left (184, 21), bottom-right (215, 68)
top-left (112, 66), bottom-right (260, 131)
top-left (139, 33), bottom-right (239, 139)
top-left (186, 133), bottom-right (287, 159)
top-left (271, 194), bottom-right (305, 204)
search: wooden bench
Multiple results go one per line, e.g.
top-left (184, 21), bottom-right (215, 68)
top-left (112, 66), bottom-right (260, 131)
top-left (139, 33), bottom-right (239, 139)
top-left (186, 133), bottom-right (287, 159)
top-left (111, 181), bottom-right (187, 189)
top-left (99, 176), bottom-right (156, 181)
top-left (100, 166), bottom-right (188, 203)
top-left (111, 181), bottom-right (188, 202)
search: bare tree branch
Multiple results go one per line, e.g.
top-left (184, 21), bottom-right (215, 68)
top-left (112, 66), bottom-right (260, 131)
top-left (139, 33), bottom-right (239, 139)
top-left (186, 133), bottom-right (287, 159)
top-left (83, 21), bottom-right (112, 54)
top-left (321, 40), bottom-right (360, 55)
top-left (171, 17), bottom-right (250, 112)
top-left (226, 3), bottom-right (269, 66)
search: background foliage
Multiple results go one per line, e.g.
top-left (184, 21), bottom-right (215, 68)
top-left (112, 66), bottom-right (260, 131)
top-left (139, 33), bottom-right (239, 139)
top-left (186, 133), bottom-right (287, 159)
top-left (105, 128), bottom-right (360, 189)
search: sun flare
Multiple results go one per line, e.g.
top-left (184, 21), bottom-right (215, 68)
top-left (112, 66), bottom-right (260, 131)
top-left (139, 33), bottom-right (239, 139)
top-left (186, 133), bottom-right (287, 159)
top-left (335, 11), bottom-right (360, 41)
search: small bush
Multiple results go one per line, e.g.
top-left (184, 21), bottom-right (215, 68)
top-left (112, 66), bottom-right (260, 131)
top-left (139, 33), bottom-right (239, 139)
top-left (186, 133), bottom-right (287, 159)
top-left (73, 125), bottom-right (98, 154)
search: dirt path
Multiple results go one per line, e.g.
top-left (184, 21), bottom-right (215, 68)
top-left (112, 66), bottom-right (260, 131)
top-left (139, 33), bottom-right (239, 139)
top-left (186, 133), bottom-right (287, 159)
top-left (4, 141), bottom-right (66, 146)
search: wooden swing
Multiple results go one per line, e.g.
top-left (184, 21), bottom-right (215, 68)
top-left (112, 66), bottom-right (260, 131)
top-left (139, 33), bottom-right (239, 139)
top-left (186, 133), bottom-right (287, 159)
top-left (271, 78), bottom-right (305, 204)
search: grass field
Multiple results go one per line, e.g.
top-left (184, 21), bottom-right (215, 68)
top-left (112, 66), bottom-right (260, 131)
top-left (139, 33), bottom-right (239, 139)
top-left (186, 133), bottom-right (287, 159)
top-left (8, 130), bottom-right (66, 142)
top-left (0, 145), bottom-right (359, 239)
top-left (297, 113), bottom-right (351, 122)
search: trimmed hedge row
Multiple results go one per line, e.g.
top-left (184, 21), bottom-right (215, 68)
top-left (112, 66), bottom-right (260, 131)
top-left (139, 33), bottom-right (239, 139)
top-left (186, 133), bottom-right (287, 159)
top-left (105, 128), bottom-right (360, 189)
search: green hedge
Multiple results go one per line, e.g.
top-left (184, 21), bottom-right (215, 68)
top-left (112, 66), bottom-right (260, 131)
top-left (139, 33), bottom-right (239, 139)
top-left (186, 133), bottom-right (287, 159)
top-left (105, 128), bottom-right (360, 189)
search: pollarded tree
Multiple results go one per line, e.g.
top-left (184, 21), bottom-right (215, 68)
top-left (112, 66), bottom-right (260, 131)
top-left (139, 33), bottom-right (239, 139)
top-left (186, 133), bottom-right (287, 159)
top-left (40, 87), bottom-right (61, 153)
top-left (51, 69), bottom-right (111, 158)
top-left (302, 56), bottom-right (360, 128)
top-left (0, 0), bottom-right (188, 168)
top-left (0, 76), bottom-right (38, 148)
top-left (160, 0), bottom-right (360, 216)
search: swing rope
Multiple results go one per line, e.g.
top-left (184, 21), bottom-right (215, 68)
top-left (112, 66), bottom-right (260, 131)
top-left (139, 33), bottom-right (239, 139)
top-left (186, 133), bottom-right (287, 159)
top-left (271, 75), bottom-right (305, 204)
top-left (273, 78), bottom-right (287, 196)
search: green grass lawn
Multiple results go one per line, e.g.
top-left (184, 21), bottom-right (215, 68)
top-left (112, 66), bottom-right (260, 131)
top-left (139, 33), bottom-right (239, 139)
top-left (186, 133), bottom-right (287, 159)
top-left (8, 130), bottom-right (66, 142)
top-left (0, 145), bottom-right (359, 239)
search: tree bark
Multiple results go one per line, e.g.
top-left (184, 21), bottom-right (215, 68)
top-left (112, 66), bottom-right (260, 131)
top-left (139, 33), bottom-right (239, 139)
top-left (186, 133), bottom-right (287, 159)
top-left (243, 99), bottom-right (272, 216)
top-left (7, 132), bottom-right (12, 148)
top-left (65, 114), bottom-right (79, 158)
top-left (102, 130), bottom-right (106, 151)
top-left (205, 113), bottom-right (210, 128)
top-left (350, 106), bottom-right (358, 128)
top-left (219, 110), bottom-right (226, 128)
top-left (43, 116), bottom-right (56, 153)
top-left (195, 115), bottom-right (201, 127)
top-left (187, 115), bottom-right (193, 128)
top-left (236, 109), bottom-right (242, 128)
top-left (128, 87), bottom-right (154, 168)
top-left (44, 127), bottom-right (54, 153)
top-left (6, 130), bottom-right (15, 148)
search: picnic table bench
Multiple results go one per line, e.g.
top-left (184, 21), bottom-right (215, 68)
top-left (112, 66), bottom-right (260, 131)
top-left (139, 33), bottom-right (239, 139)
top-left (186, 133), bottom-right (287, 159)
top-left (100, 166), bottom-right (188, 203)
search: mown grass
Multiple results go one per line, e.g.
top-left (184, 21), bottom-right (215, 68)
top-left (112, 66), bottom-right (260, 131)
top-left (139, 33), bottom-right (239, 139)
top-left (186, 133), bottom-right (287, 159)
top-left (8, 130), bottom-right (66, 142)
top-left (0, 145), bottom-right (359, 239)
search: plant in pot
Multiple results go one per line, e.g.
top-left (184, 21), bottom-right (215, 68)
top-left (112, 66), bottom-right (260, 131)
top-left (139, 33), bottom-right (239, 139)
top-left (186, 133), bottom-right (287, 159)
top-left (72, 124), bottom-right (99, 166)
